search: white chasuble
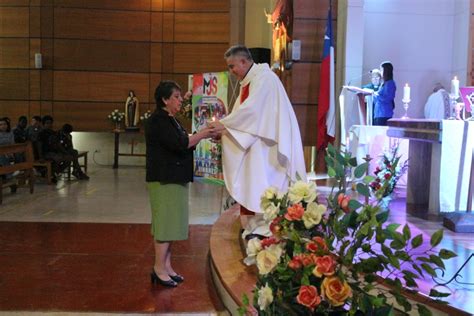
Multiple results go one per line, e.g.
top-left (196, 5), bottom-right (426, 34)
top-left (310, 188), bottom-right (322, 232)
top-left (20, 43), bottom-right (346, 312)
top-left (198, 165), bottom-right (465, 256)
top-left (220, 63), bottom-right (307, 213)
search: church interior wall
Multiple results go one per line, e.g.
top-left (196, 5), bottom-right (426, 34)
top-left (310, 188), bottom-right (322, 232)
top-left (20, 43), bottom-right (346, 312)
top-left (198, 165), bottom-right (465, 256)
top-left (362, 0), bottom-right (469, 119)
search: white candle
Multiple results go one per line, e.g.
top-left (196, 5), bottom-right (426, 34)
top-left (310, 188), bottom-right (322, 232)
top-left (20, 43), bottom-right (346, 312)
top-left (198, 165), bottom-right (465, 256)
top-left (451, 76), bottom-right (460, 98)
top-left (403, 83), bottom-right (410, 102)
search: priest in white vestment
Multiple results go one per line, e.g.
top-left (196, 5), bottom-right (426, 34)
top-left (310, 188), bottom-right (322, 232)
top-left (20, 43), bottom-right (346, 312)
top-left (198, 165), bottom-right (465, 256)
top-left (210, 45), bottom-right (307, 214)
top-left (424, 83), bottom-right (451, 119)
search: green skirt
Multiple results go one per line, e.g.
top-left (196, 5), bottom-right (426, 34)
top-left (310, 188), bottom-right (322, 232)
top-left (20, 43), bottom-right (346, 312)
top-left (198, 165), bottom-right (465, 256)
top-left (147, 182), bottom-right (189, 241)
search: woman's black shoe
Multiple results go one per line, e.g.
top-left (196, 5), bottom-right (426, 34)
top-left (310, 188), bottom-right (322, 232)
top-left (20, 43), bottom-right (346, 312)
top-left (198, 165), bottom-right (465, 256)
top-left (151, 270), bottom-right (177, 287)
top-left (169, 273), bottom-right (184, 283)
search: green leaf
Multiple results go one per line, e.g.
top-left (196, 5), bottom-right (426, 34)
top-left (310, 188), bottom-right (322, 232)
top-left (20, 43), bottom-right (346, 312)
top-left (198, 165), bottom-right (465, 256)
top-left (354, 162), bottom-right (369, 178)
top-left (430, 229), bottom-right (443, 247)
top-left (439, 249), bottom-right (457, 259)
top-left (417, 303), bottom-right (433, 316)
top-left (403, 274), bottom-right (417, 287)
top-left (429, 254), bottom-right (445, 269)
top-left (411, 234), bottom-right (423, 248)
top-left (363, 175), bottom-right (375, 184)
top-left (385, 223), bottom-right (401, 234)
top-left (428, 289), bottom-right (450, 298)
top-left (412, 264), bottom-right (424, 277)
top-left (394, 250), bottom-right (410, 261)
top-left (348, 199), bottom-right (363, 211)
top-left (356, 183), bottom-right (370, 197)
top-left (327, 143), bottom-right (335, 156)
top-left (420, 263), bottom-right (437, 277)
top-left (376, 211), bottom-right (389, 224)
top-left (403, 224), bottom-right (411, 240)
top-left (327, 166), bottom-right (336, 177)
top-left (349, 157), bottom-right (358, 167)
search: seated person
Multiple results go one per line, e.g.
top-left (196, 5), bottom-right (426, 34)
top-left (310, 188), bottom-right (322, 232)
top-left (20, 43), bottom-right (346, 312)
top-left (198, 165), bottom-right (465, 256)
top-left (12, 116), bottom-right (28, 143)
top-left (26, 115), bottom-right (43, 160)
top-left (424, 83), bottom-right (450, 120)
top-left (0, 117), bottom-right (15, 179)
top-left (58, 124), bottom-right (89, 180)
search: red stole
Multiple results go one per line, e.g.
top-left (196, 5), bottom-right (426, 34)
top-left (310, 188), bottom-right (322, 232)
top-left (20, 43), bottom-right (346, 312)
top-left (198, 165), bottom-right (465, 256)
top-left (239, 82), bottom-right (254, 216)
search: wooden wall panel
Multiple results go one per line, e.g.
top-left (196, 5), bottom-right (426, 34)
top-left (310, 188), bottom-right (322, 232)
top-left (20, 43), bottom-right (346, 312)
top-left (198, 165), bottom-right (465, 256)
top-left (53, 102), bottom-right (122, 131)
top-left (53, 0), bottom-right (151, 11)
top-left (163, 13), bottom-right (174, 42)
top-left (0, 0), bottom-right (28, 6)
top-left (149, 73), bottom-right (162, 105)
top-left (294, 104), bottom-right (317, 146)
top-left (152, 0), bottom-right (163, 11)
top-left (150, 43), bottom-right (162, 73)
top-left (174, 0), bottom-right (229, 12)
top-left (291, 63), bottom-right (320, 105)
top-left (174, 13), bottom-right (229, 43)
top-left (173, 44), bottom-right (228, 73)
top-left (29, 70), bottom-right (40, 100)
top-left (0, 7), bottom-right (29, 37)
top-left (0, 39), bottom-right (29, 68)
top-left (40, 6), bottom-right (53, 37)
top-left (41, 70), bottom-right (53, 100)
top-left (151, 12), bottom-right (163, 42)
top-left (0, 101), bottom-right (29, 123)
top-left (293, 20), bottom-right (326, 62)
top-left (29, 6), bottom-right (41, 37)
top-left (53, 71), bottom-right (150, 102)
top-left (0, 70), bottom-right (29, 99)
top-left (54, 8), bottom-right (151, 41)
top-left (54, 40), bottom-right (150, 72)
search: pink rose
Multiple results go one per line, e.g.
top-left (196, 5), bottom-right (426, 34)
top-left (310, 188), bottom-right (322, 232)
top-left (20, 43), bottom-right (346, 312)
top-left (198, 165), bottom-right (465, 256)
top-left (296, 285), bottom-right (321, 311)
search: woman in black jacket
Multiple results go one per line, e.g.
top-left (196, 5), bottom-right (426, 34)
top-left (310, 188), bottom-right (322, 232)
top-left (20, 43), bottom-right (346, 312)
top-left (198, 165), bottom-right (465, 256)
top-left (146, 81), bottom-right (215, 287)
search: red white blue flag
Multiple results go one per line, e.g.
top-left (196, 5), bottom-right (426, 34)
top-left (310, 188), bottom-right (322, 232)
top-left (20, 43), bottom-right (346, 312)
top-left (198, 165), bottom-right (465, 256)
top-left (317, 7), bottom-right (336, 150)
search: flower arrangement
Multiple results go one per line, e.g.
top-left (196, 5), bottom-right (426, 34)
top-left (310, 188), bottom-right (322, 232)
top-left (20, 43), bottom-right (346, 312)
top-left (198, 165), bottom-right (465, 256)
top-left (108, 109), bottom-right (125, 123)
top-left (140, 110), bottom-right (152, 122)
top-left (369, 144), bottom-right (408, 199)
top-left (240, 144), bottom-right (456, 316)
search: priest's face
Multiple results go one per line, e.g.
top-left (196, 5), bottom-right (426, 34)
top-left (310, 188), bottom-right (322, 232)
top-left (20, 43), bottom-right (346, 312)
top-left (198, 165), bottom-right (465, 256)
top-left (226, 56), bottom-right (250, 81)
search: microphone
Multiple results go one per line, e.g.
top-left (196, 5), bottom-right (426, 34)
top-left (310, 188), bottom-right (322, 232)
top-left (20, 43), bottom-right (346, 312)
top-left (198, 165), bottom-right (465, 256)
top-left (347, 71), bottom-right (371, 86)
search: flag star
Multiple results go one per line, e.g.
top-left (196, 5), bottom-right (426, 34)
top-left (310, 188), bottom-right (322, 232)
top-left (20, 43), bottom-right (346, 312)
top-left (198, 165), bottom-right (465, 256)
top-left (325, 35), bottom-right (330, 40)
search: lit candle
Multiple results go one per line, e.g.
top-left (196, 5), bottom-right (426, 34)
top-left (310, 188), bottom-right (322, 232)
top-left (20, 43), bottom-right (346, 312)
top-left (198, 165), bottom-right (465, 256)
top-left (451, 76), bottom-right (460, 98)
top-left (212, 116), bottom-right (216, 122)
top-left (402, 83), bottom-right (411, 102)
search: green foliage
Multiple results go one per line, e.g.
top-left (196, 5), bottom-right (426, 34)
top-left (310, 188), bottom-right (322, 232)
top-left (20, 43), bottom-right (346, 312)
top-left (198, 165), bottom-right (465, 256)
top-left (243, 146), bottom-right (455, 316)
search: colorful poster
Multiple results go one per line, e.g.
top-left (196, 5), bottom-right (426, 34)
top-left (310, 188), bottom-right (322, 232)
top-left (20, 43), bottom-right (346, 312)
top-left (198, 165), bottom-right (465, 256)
top-left (192, 72), bottom-right (229, 183)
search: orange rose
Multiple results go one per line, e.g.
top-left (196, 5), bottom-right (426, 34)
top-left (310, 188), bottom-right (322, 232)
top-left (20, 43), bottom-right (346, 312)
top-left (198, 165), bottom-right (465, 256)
top-left (337, 193), bottom-right (351, 213)
top-left (312, 255), bottom-right (336, 277)
top-left (288, 257), bottom-right (302, 270)
top-left (296, 285), bottom-right (321, 311)
top-left (321, 276), bottom-right (352, 307)
top-left (306, 237), bottom-right (328, 253)
top-left (284, 203), bottom-right (305, 221)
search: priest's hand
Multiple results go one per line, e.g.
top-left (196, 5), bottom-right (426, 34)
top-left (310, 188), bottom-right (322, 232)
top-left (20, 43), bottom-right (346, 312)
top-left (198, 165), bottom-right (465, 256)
top-left (208, 120), bottom-right (226, 132)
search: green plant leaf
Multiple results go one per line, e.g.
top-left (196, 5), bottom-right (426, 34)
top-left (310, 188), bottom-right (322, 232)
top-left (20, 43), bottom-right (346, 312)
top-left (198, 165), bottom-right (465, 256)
top-left (348, 199), bottom-right (363, 211)
top-left (420, 263), bottom-right (436, 277)
top-left (376, 211), bottom-right (389, 224)
top-left (411, 234), bottom-right (423, 248)
top-left (385, 223), bottom-right (401, 235)
top-left (394, 250), bottom-right (410, 261)
top-left (356, 183), bottom-right (370, 197)
top-left (439, 249), bottom-right (457, 259)
top-left (429, 289), bottom-right (450, 298)
top-left (354, 162), bottom-right (369, 178)
top-left (412, 264), bottom-right (424, 277)
top-left (429, 254), bottom-right (445, 269)
top-left (327, 166), bottom-right (336, 177)
top-left (430, 229), bottom-right (443, 247)
top-left (349, 157), bottom-right (358, 167)
top-left (402, 224), bottom-right (411, 240)
top-left (417, 303), bottom-right (433, 316)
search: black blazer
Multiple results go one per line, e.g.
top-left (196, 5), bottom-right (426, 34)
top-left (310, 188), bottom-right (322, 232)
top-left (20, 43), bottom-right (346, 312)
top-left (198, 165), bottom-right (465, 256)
top-left (145, 107), bottom-right (194, 183)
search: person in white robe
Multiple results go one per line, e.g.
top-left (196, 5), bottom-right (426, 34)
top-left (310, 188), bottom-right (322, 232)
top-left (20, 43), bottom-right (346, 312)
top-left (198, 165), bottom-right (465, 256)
top-left (210, 45), bottom-right (307, 216)
top-left (424, 83), bottom-right (451, 119)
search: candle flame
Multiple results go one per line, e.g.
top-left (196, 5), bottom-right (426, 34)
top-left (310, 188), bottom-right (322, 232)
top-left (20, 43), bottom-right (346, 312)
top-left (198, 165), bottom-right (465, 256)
top-left (454, 76), bottom-right (458, 80)
top-left (405, 83), bottom-right (409, 87)
top-left (212, 116), bottom-right (216, 122)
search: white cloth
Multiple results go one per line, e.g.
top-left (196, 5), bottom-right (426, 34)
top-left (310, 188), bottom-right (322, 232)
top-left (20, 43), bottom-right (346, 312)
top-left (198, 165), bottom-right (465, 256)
top-left (424, 89), bottom-right (450, 120)
top-left (440, 120), bottom-right (474, 212)
top-left (220, 63), bottom-right (307, 213)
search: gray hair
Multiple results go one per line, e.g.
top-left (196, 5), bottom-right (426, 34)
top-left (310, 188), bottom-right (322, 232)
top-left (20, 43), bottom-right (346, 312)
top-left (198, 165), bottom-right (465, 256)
top-left (224, 45), bottom-right (253, 61)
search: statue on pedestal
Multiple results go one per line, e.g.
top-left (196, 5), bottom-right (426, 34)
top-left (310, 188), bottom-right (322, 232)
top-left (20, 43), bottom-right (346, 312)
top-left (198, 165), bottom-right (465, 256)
top-left (125, 90), bottom-right (140, 131)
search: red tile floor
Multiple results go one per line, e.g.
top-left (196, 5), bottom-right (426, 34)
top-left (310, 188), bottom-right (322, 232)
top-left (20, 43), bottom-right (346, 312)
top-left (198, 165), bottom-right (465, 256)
top-left (0, 222), bottom-right (225, 314)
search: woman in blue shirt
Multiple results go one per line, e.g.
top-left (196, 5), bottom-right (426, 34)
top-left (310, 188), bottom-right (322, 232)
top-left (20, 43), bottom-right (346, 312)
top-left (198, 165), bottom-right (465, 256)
top-left (373, 62), bottom-right (396, 126)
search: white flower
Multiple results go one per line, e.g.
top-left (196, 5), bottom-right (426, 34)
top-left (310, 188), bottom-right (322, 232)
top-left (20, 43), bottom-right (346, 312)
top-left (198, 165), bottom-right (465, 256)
top-left (260, 187), bottom-right (279, 211)
top-left (257, 283), bottom-right (274, 310)
top-left (114, 109), bottom-right (118, 112)
top-left (243, 238), bottom-right (262, 266)
top-left (302, 202), bottom-right (327, 229)
top-left (263, 202), bottom-right (280, 222)
top-left (288, 181), bottom-right (317, 204)
top-left (256, 243), bottom-right (283, 275)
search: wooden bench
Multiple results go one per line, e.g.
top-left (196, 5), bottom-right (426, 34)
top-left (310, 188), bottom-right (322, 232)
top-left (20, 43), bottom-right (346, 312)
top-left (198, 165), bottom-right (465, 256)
top-left (33, 150), bottom-right (88, 184)
top-left (0, 142), bottom-right (35, 204)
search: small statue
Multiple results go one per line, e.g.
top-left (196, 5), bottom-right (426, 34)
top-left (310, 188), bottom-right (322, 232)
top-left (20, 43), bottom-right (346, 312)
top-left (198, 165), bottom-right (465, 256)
top-left (125, 90), bottom-right (140, 130)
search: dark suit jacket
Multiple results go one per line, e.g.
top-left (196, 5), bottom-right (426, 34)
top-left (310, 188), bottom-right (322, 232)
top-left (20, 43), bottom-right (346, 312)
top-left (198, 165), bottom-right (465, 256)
top-left (145, 107), bottom-right (193, 183)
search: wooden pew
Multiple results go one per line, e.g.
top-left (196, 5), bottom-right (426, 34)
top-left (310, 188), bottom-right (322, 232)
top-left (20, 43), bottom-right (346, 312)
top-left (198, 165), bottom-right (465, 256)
top-left (0, 142), bottom-right (35, 204)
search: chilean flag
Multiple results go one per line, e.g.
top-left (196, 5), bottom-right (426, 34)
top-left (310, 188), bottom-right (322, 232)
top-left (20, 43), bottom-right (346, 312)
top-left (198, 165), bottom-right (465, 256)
top-left (316, 7), bottom-right (336, 150)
